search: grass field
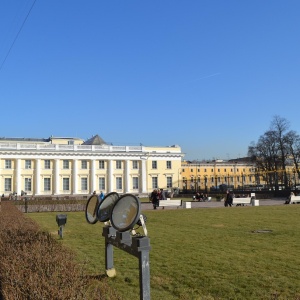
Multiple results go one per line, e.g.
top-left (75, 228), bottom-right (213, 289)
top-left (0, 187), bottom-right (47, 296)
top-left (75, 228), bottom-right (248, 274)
top-left (29, 205), bottom-right (300, 300)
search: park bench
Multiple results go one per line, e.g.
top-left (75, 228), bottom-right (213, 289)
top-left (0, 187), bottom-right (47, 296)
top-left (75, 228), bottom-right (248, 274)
top-left (290, 195), bottom-right (300, 204)
top-left (160, 199), bottom-right (182, 209)
top-left (232, 197), bottom-right (252, 206)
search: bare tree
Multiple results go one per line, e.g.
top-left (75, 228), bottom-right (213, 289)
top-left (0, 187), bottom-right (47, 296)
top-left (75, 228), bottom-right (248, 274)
top-left (285, 130), bottom-right (300, 187)
top-left (248, 130), bottom-right (280, 189)
top-left (270, 115), bottom-right (290, 189)
top-left (248, 115), bottom-right (293, 191)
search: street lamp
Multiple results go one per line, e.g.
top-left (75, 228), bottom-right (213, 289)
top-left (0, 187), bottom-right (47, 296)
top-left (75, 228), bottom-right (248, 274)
top-left (242, 172), bottom-right (244, 190)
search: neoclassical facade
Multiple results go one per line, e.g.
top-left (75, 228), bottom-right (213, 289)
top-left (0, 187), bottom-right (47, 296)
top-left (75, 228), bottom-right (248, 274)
top-left (0, 135), bottom-right (184, 197)
top-left (180, 159), bottom-right (256, 191)
top-left (181, 159), bottom-right (296, 191)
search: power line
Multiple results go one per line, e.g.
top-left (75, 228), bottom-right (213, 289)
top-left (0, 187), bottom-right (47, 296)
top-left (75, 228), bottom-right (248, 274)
top-left (0, 0), bottom-right (37, 72)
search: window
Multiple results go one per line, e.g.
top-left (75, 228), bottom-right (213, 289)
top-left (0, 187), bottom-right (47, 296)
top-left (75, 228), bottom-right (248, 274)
top-left (81, 177), bottom-right (88, 190)
top-left (191, 169), bottom-right (193, 172)
top-left (99, 177), bottom-right (105, 190)
top-left (133, 177), bottom-right (139, 189)
top-left (211, 177), bottom-right (214, 183)
top-left (4, 178), bottom-right (11, 192)
top-left (25, 178), bottom-right (32, 191)
top-left (99, 160), bottom-right (105, 169)
top-left (116, 177), bottom-right (122, 189)
top-left (218, 169), bottom-right (220, 172)
top-left (81, 160), bottom-right (88, 169)
top-left (44, 178), bottom-right (51, 191)
top-left (132, 160), bottom-right (138, 169)
top-left (63, 160), bottom-right (69, 169)
top-left (68, 140), bottom-right (74, 145)
top-left (211, 169), bottom-right (213, 172)
top-left (237, 168), bottom-right (239, 172)
top-left (44, 160), bottom-right (50, 169)
top-left (224, 169), bottom-right (226, 172)
top-left (116, 161), bottom-right (122, 169)
top-left (182, 169), bottom-right (185, 172)
top-left (152, 177), bottom-right (158, 189)
top-left (63, 178), bottom-right (70, 191)
top-left (25, 160), bottom-right (31, 169)
top-left (204, 169), bottom-right (207, 172)
top-left (152, 161), bottom-right (157, 169)
top-left (167, 176), bottom-right (172, 188)
top-left (5, 160), bottom-right (12, 169)
top-left (166, 161), bottom-right (172, 169)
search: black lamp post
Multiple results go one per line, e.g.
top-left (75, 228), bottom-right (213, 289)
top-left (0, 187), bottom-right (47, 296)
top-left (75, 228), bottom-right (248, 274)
top-left (227, 174), bottom-right (230, 189)
top-left (204, 176), bottom-right (207, 194)
top-left (242, 172), bottom-right (244, 191)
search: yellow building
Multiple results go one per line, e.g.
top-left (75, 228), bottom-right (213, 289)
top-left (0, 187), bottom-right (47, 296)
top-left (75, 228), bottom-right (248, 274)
top-left (180, 159), bottom-right (257, 192)
top-left (181, 159), bottom-right (298, 192)
top-left (0, 135), bottom-right (184, 197)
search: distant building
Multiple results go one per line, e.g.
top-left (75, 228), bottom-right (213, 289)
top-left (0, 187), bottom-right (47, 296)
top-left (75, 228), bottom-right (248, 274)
top-left (0, 135), bottom-right (184, 197)
top-left (181, 158), bottom-right (297, 192)
top-left (181, 159), bottom-right (257, 192)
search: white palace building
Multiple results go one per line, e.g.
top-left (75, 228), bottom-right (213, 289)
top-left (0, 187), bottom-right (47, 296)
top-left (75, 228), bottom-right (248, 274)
top-left (0, 135), bottom-right (184, 197)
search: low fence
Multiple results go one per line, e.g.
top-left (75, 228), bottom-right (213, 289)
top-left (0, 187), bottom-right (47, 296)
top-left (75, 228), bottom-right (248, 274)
top-left (179, 190), bottom-right (291, 199)
top-left (17, 203), bottom-right (86, 213)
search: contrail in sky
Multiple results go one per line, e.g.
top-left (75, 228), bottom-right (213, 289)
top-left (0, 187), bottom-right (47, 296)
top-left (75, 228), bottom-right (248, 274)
top-left (193, 72), bottom-right (221, 82)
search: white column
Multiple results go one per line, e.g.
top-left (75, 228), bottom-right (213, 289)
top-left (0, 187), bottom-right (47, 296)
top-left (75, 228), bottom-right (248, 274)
top-left (108, 160), bottom-right (113, 193)
top-left (72, 159), bottom-right (78, 194)
top-left (15, 159), bottom-right (21, 195)
top-left (35, 159), bottom-right (40, 195)
top-left (90, 159), bottom-right (96, 193)
top-left (141, 159), bottom-right (147, 193)
top-left (125, 160), bottom-right (130, 193)
top-left (54, 159), bottom-right (60, 195)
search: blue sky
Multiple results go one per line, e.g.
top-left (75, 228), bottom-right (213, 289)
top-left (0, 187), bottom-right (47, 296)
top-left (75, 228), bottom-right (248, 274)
top-left (1, 1), bottom-right (299, 161)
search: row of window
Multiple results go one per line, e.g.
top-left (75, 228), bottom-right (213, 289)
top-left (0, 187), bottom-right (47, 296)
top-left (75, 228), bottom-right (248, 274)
top-left (183, 167), bottom-right (255, 173)
top-left (2, 176), bottom-right (173, 192)
top-left (184, 175), bottom-right (252, 183)
top-left (3, 160), bottom-right (172, 170)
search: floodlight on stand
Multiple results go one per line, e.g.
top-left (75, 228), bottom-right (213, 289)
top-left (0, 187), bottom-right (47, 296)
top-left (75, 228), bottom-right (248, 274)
top-left (110, 194), bottom-right (141, 232)
top-left (96, 192), bottom-right (119, 224)
top-left (85, 194), bottom-right (100, 224)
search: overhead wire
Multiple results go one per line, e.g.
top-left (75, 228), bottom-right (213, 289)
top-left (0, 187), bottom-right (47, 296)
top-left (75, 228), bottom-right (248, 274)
top-left (0, 0), bottom-right (37, 72)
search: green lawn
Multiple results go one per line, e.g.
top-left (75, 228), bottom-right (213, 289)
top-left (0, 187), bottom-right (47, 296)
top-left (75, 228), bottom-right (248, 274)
top-left (29, 205), bottom-right (300, 300)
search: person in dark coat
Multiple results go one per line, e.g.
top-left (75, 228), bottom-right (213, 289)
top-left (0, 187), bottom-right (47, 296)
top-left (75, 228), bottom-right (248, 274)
top-left (225, 190), bottom-right (233, 207)
top-left (150, 189), bottom-right (160, 209)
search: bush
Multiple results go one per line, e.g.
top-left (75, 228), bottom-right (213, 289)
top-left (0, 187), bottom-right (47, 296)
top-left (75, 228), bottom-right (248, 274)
top-left (0, 202), bottom-right (93, 299)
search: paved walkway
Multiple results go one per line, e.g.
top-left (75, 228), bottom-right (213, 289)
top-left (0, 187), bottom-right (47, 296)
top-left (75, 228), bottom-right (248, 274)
top-left (141, 198), bottom-right (286, 210)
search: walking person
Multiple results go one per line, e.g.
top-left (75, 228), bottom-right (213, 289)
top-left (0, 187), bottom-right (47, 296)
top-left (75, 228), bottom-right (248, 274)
top-left (150, 189), bottom-right (160, 209)
top-left (224, 190), bottom-right (233, 207)
top-left (99, 191), bottom-right (105, 203)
